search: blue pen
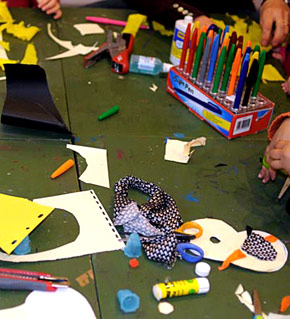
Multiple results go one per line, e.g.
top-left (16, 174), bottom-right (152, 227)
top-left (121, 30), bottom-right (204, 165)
top-left (197, 36), bottom-right (212, 85)
top-left (242, 46), bottom-right (251, 66)
top-left (233, 53), bottom-right (250, 110)
top-left (205, 34), bottom-right (220, 85)
top-left (221, 25), bottom-right (229, 44)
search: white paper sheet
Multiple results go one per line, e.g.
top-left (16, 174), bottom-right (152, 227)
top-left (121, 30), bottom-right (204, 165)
top-left (46, 23), bottom-right (98, 60)
top-left (73, 23), bottom-right (104, 35)
top-left (165, 137), bottom-right (206, 163)
top-left (0, 287), bottom-right (97, 319)
top-left (67, 144), bottom-right (110, 188)
top-left (0, 190), bottom-right (124, 262)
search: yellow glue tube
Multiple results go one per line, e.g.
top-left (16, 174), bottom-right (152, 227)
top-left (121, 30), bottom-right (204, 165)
top-left (152, 278), bottom-right (210, 301)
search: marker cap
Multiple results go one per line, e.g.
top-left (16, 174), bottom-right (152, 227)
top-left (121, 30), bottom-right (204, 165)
top-left (195, 262), bottom-right (211, 277)
top-left (162, 63), bottom-right (173, 73)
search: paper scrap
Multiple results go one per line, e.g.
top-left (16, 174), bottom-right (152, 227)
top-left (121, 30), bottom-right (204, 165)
top-left (21, 43), bottom-right (38, 65)
top-left (165, 137), bottom-right (206, 164)
top-left (5, 21), bottom-right (40, 41)
top-left (262, 64), bottom-right (286, 83)
top-left (0, 31), bottom-right (8, 60)
top-left (149, 83), bottom-right (158, 92)
top-left (0, 2), bottom-right (13, 23)
top-left (0, 287), bottom-right (97, 319)
top-left (0, 190), bottom-right (124, 262)
top-left (67, 144), bottom-right (110, 188)
top-left (0, 40), bottom-right (9, 51)
top-left (0, 193), bottom-right (54, 255)
top-left (268, 313), bottom-right (290, 319)
top-left (73, 23), bottom-right (104, 35)
top-left (158, 301), bottom-right (174, 315)
top-left (152, 21), bottom-right (174, 37)
top-left (46, 23), bottom-right (98, 60)
top-left (0, 76), bottom-right (6, 81)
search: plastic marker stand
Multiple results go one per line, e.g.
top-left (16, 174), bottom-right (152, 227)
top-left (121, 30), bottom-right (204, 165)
top-left (166, 66), bottom-right (274, 139)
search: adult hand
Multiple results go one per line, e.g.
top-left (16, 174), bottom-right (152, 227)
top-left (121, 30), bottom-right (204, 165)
top-left (260, 0), bottom-right (290, 47)
top-left (37, 0), bottom-right (62, 19)
top-left (258, 117), bottom-right (290, 182)
top-left (269, 140), bottom-right (290, 175)
top-left (193, 15), bottom-right (214, 30)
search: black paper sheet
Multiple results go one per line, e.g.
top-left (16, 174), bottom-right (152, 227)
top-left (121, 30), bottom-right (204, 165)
top-left (1, 64), bottom-right (71, 135)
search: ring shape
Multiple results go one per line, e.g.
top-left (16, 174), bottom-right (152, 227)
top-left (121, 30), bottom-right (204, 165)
top-left (177, 243), bottom-right (204, 263)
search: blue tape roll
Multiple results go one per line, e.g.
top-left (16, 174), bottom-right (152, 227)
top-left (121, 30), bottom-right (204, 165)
top-left (177, 243), bottom-right (204, 263)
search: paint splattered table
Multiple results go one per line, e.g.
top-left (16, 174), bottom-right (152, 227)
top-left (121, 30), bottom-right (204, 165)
top-left (0, 7), bottom-right (289, 318)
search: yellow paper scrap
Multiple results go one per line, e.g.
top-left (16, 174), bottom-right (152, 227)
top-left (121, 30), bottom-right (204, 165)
top-left (0, 2), bottom-right (13, 23)
top-left (0, 58), bottom-right (19, 71)
top-left (6, 21), bottom-right (40, 41)
top-left (21, 43), bottom-right (38, 65)
top-left (0, 40), bottom-right (10, 51)
top-left (0, 193), bottom-right (54, 255)
top-left (152, 21), bottom-right (174, 37)
top-left (262, 64), bottom-right (286, 83)
top-left (212, 14), bottom-right (272, 53)
top-left (122, 14), bottom-right (147, 37)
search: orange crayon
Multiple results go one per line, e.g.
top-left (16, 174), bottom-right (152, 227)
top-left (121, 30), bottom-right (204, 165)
top-left (50, 159), bottom-right (74, 179)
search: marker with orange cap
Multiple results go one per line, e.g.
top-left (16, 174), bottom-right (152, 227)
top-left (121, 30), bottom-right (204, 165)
top-left (226, 48), bottom-right (242, 97)
top-left (50, 159), bottom-right (74, 179)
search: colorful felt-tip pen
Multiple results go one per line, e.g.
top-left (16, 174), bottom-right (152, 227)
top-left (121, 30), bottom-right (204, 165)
top-left (185, 27), bottom-right (198, 76)
top-left (232, 52), bottom-right (250, 110)
top-left (227, 48), bottom-right (242, 96)
top-left (251, 49), bottom-right (266, 99)
top-left (220, 44), bottom-right (236, 93)
top-left (197, 35), bottom-right (212, 85)
top-left (211, 45), bottom-right (227, 94)
top-left (192, 32), bottom-right (206, 81)
top-left (241, 58), bottom-right (259, 107)
top-left (205, 33), bottom-right (220, 85)
top-left (179, 23), bottom-right (192, 72)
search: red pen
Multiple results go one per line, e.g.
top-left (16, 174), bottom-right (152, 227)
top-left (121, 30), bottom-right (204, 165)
top-left (0, 267), bottom-right (69, 291)
top-left (184, 27), bottom-right (198, 76)
top-left (179, 23), bottom-right (192, 72)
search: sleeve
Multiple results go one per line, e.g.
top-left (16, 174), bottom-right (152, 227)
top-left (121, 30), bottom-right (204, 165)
top-left (6, 0), bottom-right (37, 7)
top-left (268, 112), bottom-right (290, 141)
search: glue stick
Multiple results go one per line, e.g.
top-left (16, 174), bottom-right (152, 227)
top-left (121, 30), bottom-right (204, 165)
top-left (152, 277), bottom-right (209, 301)
top-left (169, 15), bottom-right (193, 65)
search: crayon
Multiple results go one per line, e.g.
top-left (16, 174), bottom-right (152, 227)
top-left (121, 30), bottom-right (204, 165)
top-left (51, 159), bottom-right (74, 179)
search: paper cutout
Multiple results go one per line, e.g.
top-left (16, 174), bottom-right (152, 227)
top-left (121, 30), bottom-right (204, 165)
top-left (21, 43), bottom-right (38, 65)
top-left (0, 193), bottom-right (54, 255)
top-left (262, 64), bottom-right (286, 83)
top-left (0, 287), bottom-right (97, 319)
top-left (0, 2), bottom-right (13, 23)
top-left (268, 314), bottom-right (290, 319)
top-left (1, 64), bottom-right (71, 135)
top-left (190, 218), bottom-right (288, 272)
top-left (0, 58), bottom-right (18, 71)
top-left (0, 31), bottom-right (8, 60)
top-left (0, 190), bottom-right (124, 262)
top-left (149, 83), bottom-right (158, 92)
top-left (152, 21), bottom-right (174, 37)
top-left (5, 21), bottom-right (40, 41)
top-left (73, 23), bottom-right (104, 35)
top-left (122, 14), bottom-right (147, 37)
top-left (0, 40), bottom-right (9, 51)
top-left (67, 144), bottom-right (110, 188)
top-left (165, 137), bottom-right (206, 163)
top-left (0, 76), bottom-right (6, 81)
top-left (46, 23), bottom-right (98, 60)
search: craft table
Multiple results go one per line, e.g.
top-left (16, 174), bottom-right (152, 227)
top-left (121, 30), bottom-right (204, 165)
top-left (0, 7), bottom-right (289, 318)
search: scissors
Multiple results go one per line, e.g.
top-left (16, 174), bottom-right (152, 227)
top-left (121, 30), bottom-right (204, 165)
top-left (175, 221), bottom-right (204, 263)
top-left (253, 288), bottom-right (264, 319)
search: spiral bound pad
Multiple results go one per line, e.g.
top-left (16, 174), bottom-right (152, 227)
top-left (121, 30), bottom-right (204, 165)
top-left (0, 190), bottom-right (125, 263)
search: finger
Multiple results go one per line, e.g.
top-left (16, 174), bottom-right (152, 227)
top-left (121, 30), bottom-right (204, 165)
top-left (269, 148), bottom-right (283, 160)
top-left (263, 169), bottom-right (271, 183)
top-left (260, 15), bottom-right (274, 46)
top-left (270, 159), bottom-right (283, 171)
top-left (274, 139), bottom-right (288, 149)
top-left (269, 166), bottom-right (277, 181)
top-left (271, 17), bottom-right (288, 46)
top-left (53, 9), bottom-right (62, 19)
top-left (258, 166), bottom-right (267, 179)
top-left (43, 2), bottom-right (59, 12)
top-left (37, 0), bottom-right (50, 8)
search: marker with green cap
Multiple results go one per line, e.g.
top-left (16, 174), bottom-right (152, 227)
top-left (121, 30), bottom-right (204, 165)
top-left (211, 45), bottom-right (227, 94)
top-left (251, 49), bottom-right (266, 99)
top-left (220, 44), bottom-right (236, 93)
top-left (98, 105), bottom-right (120, 121)
top-left (191, 32), bottom-right (206, 81)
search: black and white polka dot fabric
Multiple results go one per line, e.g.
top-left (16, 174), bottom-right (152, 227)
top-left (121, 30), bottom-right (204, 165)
top-left (241, 231), bottom-right (277, 261)
top-left (113, 176), bottom-right (184, 267)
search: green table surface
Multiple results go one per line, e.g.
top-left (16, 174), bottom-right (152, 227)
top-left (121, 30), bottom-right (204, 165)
top-left (0, 7), bottom-right (289, 318)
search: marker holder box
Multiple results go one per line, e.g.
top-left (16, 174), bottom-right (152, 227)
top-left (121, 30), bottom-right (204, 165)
top-left (166, 66), bottom-right (274, 139)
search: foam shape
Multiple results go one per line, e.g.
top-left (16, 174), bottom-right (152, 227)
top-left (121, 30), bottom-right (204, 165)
top-left (0, 287), bottom-right (96, 319)
top-left (0, 190), bottom-right (124, 262)
top-left (1, 64), bottom-right (71, 135)
top-left (191, 218), bottom-right (288, 272)
top-left (0, 193), bottom-right (54, 255)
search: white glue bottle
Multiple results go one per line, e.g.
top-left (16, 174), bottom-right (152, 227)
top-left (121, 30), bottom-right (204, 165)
top-left (169, 15), bottom-right (193, 65)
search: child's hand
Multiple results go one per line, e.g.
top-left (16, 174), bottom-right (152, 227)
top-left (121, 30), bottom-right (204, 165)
top-left (37, 0), bottom-right (62, 19)
top-left (269, 140), bottom-right (290, 175)
top-left (258, 117), bottom-right (290, 183)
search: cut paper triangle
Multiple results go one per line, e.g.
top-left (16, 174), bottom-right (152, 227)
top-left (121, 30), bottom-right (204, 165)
top-left (0, 193), bottom-right (54, 255)
top-left (1, 64), bottom-right (72, 135)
